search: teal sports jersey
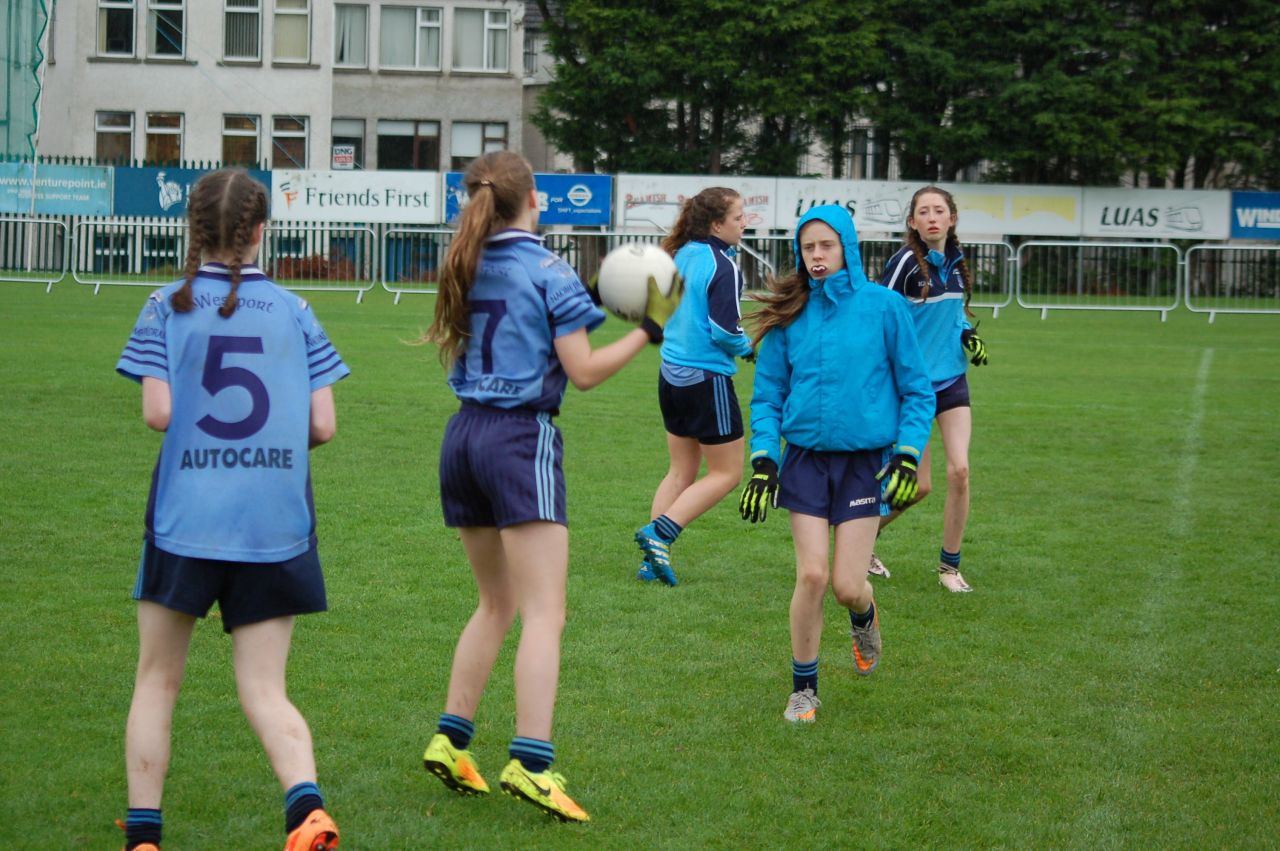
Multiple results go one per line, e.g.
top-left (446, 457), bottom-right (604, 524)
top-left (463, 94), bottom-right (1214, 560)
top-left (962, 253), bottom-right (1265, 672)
top-left (447, 229), bottom-right (605, 412)
top-left (116, 264), bottom-right (350, 562)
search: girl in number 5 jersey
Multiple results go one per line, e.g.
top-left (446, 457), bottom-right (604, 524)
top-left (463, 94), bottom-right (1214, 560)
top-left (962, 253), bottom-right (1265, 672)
top-left (115, 169), bottom-right (349, 850)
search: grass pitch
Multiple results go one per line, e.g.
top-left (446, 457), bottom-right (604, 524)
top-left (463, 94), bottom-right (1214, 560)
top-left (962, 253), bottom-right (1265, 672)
top-left (1, 281), bottom-right (1278, 848)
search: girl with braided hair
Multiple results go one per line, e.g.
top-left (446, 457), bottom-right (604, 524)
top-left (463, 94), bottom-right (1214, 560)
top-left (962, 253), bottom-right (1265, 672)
top-left (875, 185), bottom-right (990, 592)
top-left (634, 187), bottom-right (754, 586)
top-left (114, 168), bottom-right (348, 850)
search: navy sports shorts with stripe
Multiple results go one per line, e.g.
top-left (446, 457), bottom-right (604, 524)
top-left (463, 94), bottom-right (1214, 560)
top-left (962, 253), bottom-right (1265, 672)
top-left (934, 373), bottom-right (971, 415)
top-left (778, 445), bottom-right (885, 524)
top-left (439, 402), bottom-right (567, 528)
top-left (133, 541), bottom-right (326, 632)
top-left (658, 369), bottom-right (744, 445)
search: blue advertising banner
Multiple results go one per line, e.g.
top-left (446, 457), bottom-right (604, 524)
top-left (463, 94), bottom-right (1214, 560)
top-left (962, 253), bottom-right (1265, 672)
top-left (445, 172), bottom-right (611, 226)
top-left (0, 163), bottom-right (112, 215)
top-left (114, 166), bottom-right (271, 218)
top-left (1231, 191), bottom-right (1280, 241)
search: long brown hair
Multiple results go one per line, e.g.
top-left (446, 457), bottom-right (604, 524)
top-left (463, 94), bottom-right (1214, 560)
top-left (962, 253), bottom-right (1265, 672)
top-left (904, 185), bottom-right (975, 318)
top-left (661, 187), bottom-right (741, 256)
top-left (171, 168), bottom-right (267, 317)
top-left (424, 151), bottom-right (535, 365)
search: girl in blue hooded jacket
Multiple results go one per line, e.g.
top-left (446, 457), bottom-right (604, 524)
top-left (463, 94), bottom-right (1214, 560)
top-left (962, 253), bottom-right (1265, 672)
top-left (875, 186), bottom-right (990, 592)
top-left (739, 204), bottom-right (933, 724)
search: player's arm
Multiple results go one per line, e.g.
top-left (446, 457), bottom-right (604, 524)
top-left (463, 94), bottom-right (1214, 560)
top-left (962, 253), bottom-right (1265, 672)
top-left (141, 376), bottom-right (171, 432)
top-left (706, 264), bottom-right (753, 358)
top-left (309, 385), bottom-right (336, 447)
top-left (555, 325), bottom-right (650, 391)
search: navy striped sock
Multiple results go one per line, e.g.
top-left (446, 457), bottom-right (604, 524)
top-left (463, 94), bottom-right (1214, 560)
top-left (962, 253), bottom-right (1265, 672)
top-left (284, 782), bottom-right (325, 833)
top-left (941, 548), bottom-right (961, 569)
top-left (125, 808), bottom-right (162, 849)
top-left (850, 601), bottom-right (876, 630)
top-left (653, 515), bottom-right (682, 543)
top-left (792, 657), bottom-right (818, 694)
top-left (437, 712), bottom-right (475, 750)
top-left (509, 736), bottom-right (555, 773)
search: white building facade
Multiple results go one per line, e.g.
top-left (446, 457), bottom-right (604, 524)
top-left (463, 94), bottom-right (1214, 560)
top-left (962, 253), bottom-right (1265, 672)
top-left (40, 0), bottom-right (528, 171)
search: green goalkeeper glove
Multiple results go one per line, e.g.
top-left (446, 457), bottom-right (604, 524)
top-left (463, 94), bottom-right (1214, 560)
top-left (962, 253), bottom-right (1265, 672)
top-left (739, 457), bottom-right (779, 523)
top-left (876, 454), bottom-right (919, 511)
top-left (960, 325), bottom-right (988, 366)
top-left (640, 273), bottom-right (683, 344)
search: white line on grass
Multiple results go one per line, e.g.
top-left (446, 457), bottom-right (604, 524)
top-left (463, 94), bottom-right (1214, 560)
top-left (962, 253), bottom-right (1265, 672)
top-left (1169, 348), bottom-right (1213, 539)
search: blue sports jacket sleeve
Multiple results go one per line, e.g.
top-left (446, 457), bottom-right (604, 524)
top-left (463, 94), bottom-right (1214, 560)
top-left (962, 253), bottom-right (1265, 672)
top-left (884, 297), bottom-right (935, 460)
top-left (748, 327), bottom-right (790, 464)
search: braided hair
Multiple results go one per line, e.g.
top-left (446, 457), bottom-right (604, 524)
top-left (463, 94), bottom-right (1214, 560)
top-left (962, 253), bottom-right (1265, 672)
top-left (904, 185), bottom-right (975, 318)
top-left (171, 169), bottom-right (268, 317)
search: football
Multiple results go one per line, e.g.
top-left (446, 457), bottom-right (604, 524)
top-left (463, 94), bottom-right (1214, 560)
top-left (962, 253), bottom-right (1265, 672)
top-left (596, 243), bottom-right (677, 321)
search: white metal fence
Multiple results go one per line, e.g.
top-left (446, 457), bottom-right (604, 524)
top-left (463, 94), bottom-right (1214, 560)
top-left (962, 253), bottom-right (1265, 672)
top-left (1015, 241), bottom-right (1182, 320)
top-left (4, 214), bottom-right (1279, 320)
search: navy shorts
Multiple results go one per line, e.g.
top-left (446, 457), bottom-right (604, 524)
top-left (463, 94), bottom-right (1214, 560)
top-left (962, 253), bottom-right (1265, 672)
top-left (658, 371), bottom-right (744, 445)
top-left (778, 445), bottom-right (885, 524)
top-left (934, 374), bottom-right (971, 415)
top-left (133, 542), bottom-right (326, 632)
top-left (439, 402), bottom-right (567, 528)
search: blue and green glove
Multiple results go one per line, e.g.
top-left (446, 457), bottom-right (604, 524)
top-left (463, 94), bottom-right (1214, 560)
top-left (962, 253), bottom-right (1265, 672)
top-left (876, 454), bottom-right (919, 511)
top-left (739, 457), bottom-right (779, 523)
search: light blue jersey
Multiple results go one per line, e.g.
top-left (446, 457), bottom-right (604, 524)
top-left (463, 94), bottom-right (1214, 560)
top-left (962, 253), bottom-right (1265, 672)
top-left (880, 244), bottom-right (972, 387)
top-left (116, 264), bottom-right (350, 562)
top-left (448, 229), bottom-right (605, 413)
top-left (660, 236), bottom-right (753, 375)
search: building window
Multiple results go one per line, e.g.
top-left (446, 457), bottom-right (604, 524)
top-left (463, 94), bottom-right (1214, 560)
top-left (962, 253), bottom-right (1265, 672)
top-left (98, 0), bottom-right (135, 56)
top-left (96, 112), bottom-right (134, 162)
top-left (377, 120), bottom-right (439, 170)
top-left (331, 118), bottom-right (365, 169)
top-left (224, 0), bottom-right (261, 60)
top-left (147, 0), bottom-right (184, 57)
top-left (222, 115), bottom-right (260, 165)
top-left (273, 0), bottom-right (310, 63)
top-left (145, 113), bottom-right (183, 163)
top-left (272, 116), bottom-right (308, 167)
top-left (449, 121), bottom-right (506, 169)
top-left (334, 4), bottom-right (367, 67)
top-left (380, 6), bottom-right (440, 69)
top-left (452, 8), bottom-right (508, 72)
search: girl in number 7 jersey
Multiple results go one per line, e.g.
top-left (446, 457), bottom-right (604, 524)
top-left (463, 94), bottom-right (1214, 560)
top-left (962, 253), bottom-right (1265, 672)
top-left (419, 151), bottom-right (680, 823)
top-left (115, 169), bottom-right (349, 850)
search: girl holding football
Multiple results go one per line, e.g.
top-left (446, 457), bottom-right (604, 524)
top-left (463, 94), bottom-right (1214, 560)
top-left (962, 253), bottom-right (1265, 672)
top-left (419, 150), bottom-right (679, 823)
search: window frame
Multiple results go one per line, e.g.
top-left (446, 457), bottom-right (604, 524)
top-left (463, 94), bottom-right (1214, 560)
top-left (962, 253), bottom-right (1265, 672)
top-left (98, 0), bottom-right (136, 57)
top-left (451, 7), bottom-right (509, 73)
top-left (95, 111), bottom-right (135, 163)
top-left (146, 0), bottom-right (185, 59)
top-left (333, 3), bottom-right (368, 68)
top-left (272, 0), bottom-right (311, 64)
top-left (224, 0), bottom-right (262, 61)
top-left (222, 114), bottom-right (261, 166)
top-left (449, 120), bottom-right (506, 170)
top-left (331, 118), bottom-right (366, 169)
top-left (144, 112), bottom-right (184, 164)
top-left (379, 5), bottom-right (442, 71)
top-left (376, 119), bottom-right (439, 171)
top-left (271, 115), bottom-right (309, 168)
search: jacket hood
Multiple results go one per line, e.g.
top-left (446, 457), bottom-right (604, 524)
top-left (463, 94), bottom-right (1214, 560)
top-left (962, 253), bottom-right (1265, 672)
top-left (794, 204), bottom-right (868, 289)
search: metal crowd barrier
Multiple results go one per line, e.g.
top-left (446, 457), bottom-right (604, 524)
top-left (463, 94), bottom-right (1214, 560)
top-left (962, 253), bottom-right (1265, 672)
top-left (0, 216), bottom-right (69, 292)
top-left (1184, 245), bottom-right (1280, 322)
top-left (1015, 240), bottom-right (1182, 321)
